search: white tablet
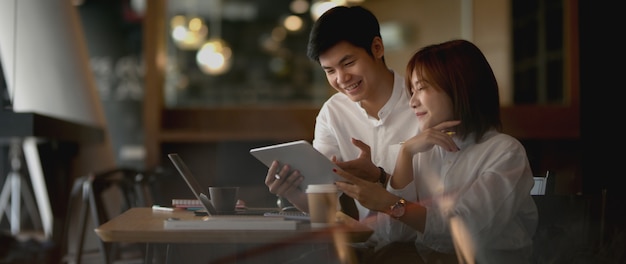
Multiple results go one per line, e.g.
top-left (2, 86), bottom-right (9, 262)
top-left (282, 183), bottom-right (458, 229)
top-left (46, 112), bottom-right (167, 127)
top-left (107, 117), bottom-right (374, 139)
top-left (250, 140), bottom-right (340, 190)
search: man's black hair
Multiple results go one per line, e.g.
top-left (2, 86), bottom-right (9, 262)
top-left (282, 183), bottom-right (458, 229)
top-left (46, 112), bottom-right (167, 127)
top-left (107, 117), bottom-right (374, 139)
top-left (307, 6), bottom-right (381, 63)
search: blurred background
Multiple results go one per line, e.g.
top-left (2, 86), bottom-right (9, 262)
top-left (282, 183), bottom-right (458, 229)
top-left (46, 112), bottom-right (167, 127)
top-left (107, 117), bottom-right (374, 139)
top-left (1, 0), bottom-right (619, 263)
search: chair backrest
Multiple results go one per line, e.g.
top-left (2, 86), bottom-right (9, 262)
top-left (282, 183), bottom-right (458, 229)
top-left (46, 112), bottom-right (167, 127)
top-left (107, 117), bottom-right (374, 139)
top-left (530, 170), bottom-right (606, 262)
top-left (531, 194), bottom-right (598, 262)
top-left (91, 169), bottom-right (141, 224)
top-left (531, 170), bottom-right (556, 196)
top-left (62, 167), bottom-right (158, 264)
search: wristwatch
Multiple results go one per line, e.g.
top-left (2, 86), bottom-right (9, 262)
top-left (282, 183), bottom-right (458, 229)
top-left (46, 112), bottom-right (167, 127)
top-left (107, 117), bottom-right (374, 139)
top-left (388, 198), bottom-right (407, 219)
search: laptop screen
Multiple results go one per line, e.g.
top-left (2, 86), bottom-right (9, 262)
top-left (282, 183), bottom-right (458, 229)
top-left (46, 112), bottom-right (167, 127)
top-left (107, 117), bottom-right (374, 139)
top-left (168, 153), bottom-right (218, 215)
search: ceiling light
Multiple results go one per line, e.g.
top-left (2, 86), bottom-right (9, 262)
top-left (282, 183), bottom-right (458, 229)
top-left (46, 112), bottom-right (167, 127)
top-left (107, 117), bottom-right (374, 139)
top-left (170, 15), bottom-right (208, 50)
top-left (310, 1), bottom-right (337, 21)
top-left (196, 38), bottom-right (232, 75)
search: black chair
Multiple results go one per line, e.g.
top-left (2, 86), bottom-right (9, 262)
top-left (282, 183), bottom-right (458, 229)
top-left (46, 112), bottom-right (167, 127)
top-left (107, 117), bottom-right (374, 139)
top-left (530, 171), bottom-right (604, 263)
top-left (61, 168), bottom-right (159, 264)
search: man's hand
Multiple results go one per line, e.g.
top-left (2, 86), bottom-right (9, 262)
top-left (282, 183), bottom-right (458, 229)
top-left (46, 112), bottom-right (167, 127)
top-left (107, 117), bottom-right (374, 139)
top-left (264, 161), bottom-right (307, 207)
top-left (332, 138), bottom-right (380, 182)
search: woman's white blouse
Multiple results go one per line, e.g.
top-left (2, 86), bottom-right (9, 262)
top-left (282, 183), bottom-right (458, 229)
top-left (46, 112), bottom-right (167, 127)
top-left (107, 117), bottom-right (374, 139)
top-left (388, 130), bottom-right (538, 262)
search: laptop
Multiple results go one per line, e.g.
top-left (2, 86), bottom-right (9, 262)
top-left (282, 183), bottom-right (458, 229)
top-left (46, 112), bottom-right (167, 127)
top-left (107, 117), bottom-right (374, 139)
top-left (168, 153), bottom-right (310, 221)
top-left (165, 153), bottom-right (312, 230)
top-left (168, 153), bottom-right (219, 215)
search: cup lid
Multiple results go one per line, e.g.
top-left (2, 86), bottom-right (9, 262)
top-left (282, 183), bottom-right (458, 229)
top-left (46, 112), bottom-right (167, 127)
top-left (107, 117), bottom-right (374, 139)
top-left (305, 184), bottom-right (337, 193)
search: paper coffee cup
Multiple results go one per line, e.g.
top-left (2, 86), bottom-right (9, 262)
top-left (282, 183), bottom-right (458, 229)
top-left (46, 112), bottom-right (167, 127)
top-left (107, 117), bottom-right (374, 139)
top-left (306, 184), bottom-right (338, 228)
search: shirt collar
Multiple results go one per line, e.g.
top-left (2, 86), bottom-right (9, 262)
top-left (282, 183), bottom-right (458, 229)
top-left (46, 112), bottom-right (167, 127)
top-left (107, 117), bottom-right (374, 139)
top-left (355, 70), bottom-right (404, 122)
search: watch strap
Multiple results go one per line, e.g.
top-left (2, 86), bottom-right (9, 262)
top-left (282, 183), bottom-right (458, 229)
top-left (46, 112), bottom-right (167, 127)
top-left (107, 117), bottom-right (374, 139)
top-left (378, 166), bottom-right (387, 186)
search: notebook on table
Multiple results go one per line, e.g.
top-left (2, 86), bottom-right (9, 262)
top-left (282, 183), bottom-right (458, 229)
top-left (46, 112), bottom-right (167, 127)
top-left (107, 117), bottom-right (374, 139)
top-left (166, 153), bottom-right (305, 230)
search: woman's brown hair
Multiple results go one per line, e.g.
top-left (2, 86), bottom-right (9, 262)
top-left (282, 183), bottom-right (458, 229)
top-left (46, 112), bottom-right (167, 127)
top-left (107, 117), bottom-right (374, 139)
top-left (405, 39), bottom-right (502, 142)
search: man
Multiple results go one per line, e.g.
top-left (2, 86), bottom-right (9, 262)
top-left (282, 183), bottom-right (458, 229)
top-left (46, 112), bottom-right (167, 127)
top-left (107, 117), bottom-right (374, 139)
top-left (264, 5), bottom-right (419, 253)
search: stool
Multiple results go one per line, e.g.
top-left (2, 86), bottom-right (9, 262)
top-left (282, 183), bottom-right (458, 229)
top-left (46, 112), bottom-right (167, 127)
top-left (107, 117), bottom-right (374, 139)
top-left (0, 138), bottom-right (52, 238)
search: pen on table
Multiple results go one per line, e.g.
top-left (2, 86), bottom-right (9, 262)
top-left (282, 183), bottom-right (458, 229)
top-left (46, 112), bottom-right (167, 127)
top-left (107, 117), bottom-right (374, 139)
top-left (152, 205), bottom-right (174, 212)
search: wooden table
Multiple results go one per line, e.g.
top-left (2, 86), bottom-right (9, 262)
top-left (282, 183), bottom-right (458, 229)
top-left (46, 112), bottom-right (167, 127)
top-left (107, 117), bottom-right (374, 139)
top-left (95, 207), bottom-right (373, 263)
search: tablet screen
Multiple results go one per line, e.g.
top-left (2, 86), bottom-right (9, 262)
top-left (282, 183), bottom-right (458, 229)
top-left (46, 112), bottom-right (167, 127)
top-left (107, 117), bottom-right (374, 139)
top-left (250, 140), bottom-right (340, 190)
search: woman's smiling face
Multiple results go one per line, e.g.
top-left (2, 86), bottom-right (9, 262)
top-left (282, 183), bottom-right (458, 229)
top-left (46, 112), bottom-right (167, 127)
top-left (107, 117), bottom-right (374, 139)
top-left (408, 70), bottom-right (454, 131)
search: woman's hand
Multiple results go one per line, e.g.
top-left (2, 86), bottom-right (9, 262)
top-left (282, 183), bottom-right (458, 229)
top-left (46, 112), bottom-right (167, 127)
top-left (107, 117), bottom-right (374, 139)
top-left (334, 167), bottom-right (398, 212)
top-left (332, 138), bottom-right (381, 183)
top-left (391, 120), bottom-right (461, 188)
top-left (402, 120), bottom-right (461, 155)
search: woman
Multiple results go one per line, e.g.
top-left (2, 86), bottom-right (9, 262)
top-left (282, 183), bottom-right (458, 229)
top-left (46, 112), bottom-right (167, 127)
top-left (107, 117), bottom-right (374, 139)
top-left (334, 39), bottom-right (538, 263)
